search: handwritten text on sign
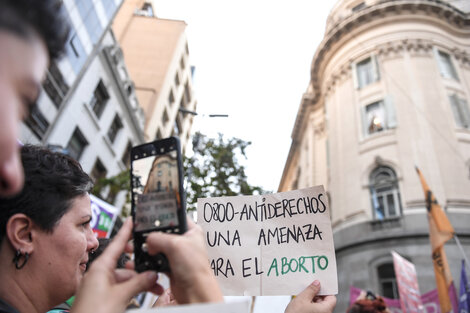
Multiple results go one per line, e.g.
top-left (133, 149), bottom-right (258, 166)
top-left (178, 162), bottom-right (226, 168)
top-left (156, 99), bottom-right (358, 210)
top-left (197, 186), bottom-right (338, 296)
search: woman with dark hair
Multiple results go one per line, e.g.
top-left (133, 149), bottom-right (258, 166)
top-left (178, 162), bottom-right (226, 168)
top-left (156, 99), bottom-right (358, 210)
top-left (0, 145), bottom-right (99, 313)
top-left (0, 145), bottom-right (223, 313)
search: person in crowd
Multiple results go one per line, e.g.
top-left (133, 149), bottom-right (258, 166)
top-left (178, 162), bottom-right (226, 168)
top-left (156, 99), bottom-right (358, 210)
top-left (0, 145), bottom-right (166, 313)
top-left (347, 291), bottom-right (390, 313)
top-left (0, 145), bottom-right (100, 312)
top-left (285, 280), bottom-right (337, 313)
top-left (0, 0), bottom-right (69, 197)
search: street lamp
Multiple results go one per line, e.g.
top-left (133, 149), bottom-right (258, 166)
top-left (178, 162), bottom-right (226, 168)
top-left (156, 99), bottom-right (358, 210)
top-left (178, 107), bottom-right (228, 118)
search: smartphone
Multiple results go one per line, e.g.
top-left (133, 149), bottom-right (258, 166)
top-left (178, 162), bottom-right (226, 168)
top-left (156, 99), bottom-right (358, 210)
top-left (130, 136), bottom-right (187, 272)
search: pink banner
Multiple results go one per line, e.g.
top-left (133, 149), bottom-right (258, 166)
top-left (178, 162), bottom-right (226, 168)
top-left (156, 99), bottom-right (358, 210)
top-left (349, 285), bottom-right (458, 313)
top-left (392, 251), bottom-right (424, 313)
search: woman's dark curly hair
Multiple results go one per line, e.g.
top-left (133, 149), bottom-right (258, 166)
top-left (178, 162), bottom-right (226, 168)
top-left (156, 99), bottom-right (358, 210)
top-left (0, 145), bottom-right (93, 243)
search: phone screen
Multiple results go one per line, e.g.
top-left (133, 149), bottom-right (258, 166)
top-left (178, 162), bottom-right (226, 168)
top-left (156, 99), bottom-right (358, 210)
top-left (131, 149), bottom-right (181, 232)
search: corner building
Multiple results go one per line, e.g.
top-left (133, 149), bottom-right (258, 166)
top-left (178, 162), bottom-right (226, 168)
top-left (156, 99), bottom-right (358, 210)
top-left (279, 1), bottom-right (470, 311)
top-left (20, 0), bottom-right (145, 208)
top-left (112, 0), bottom-right (196, 151)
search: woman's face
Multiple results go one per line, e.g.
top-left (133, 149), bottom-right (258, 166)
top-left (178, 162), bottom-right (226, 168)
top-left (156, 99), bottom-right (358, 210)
top-left (33, 193), bottom-right (99, 301)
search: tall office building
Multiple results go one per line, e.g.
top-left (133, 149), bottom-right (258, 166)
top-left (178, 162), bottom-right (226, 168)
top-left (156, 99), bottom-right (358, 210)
top-left (113, 0), bottom-right (196, 152)
top-left (279, 1), bottom-right (470, 311)
top-left (20, 0), bottom-right (145, 206)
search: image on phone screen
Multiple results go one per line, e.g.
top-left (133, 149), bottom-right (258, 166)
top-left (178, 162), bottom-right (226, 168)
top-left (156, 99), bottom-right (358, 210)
top-left (132, 149), bottom-right (181, 232)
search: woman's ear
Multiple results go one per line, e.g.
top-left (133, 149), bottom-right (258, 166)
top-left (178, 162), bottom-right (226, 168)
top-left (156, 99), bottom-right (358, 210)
top-left (6, 213), bottom-right (34, 254)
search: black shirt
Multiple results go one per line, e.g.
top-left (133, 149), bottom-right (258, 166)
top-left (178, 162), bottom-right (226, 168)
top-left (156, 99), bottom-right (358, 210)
top-left (0, 298), bottom-right (20, 313)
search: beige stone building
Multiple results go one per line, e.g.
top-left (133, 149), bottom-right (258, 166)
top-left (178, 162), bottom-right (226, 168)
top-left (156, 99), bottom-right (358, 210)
top-left (279, 0), bottom-right (470, 311)
top-left (112, 0), bottom-right (196, 151)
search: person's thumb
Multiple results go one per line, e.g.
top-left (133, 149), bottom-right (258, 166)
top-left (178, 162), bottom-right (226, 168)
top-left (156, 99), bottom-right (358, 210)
top-left (146, 231), bottom-right (176, 255)
top-left (296, 280), bottom-right (321, 301)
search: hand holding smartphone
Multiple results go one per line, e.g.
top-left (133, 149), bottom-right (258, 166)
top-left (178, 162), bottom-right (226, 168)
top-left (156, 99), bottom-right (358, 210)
top-left (130, 137), bottom-right (187, 272)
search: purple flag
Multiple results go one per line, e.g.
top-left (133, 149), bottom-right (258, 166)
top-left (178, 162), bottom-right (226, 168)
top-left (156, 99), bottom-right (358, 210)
top-left (459, 260), bottom-right (470, 313)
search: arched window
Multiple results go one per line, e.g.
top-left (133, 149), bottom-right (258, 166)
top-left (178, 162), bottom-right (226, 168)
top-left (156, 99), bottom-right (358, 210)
top-left (377, 263), bottom-right (398, 298)
top-left (369, 166), bottom-right (401, 220)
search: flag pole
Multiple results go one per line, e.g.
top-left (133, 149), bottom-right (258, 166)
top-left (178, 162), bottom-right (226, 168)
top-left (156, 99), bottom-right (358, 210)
top-left (454, 234), bottom-right (470, 274)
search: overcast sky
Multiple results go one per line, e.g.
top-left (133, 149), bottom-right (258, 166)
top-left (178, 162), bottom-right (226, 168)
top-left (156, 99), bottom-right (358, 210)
top-left (154, 0), bottom-right (337, 193)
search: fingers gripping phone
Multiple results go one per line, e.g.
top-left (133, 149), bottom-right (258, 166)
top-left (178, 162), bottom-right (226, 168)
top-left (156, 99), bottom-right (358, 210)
top-left (130, 137), bottom-right (187, 272)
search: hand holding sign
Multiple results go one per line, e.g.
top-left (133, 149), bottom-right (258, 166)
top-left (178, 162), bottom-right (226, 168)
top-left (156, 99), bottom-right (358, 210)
top-left (285, 281), bottom-right (337, 313)
top-left (197, 186), bottom-right (338, 296)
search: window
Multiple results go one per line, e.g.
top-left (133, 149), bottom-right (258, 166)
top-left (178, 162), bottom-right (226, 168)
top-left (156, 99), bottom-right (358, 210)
top-left (352, 2), bottom-right (366, 12)
top-left (185, 42), bottom-right (189, 55)
top-left (141, 3), bottom-right (154, 16)
top-left (90, 158), bottom-right (107, 183)
top-left (42, 62), bottom-right (69, 108)
top-left (449, 94), bottom-right (470, 129)
top-left (24, 106), bottom-right (49, 139)
top-left (101, 0), bottom-right (117, 20)
top-left (191, 66), bottom-right (196, 78)
top-left (67, 33), bottom-right (87, 74)
top-left (107, 114), bottom-right (123, 143)
top-left (156, 129), bottom-right (162, 140)
top-left (292, 168), bottom-right (300, 190)
top-left (76, 0), bottom-right (103, 44)
top-left (162, 108), bottom-right (169, 125)
top-left (180, 56), bottom-right (185, 70)
top-left (90, 80), bottom-right (110, 119)
top-left (435, 50), bottom-right (459, 81)
top-left (184, 81), bottom-right (191, 104)
top-left (66, 127), bottom-right (88, 160)
top-left (173, 118), bottom-right (182, 136)
top-left (121, 141), bottom-right (132, 168)
top-left (369, 167), bottom-right (401, 220)
top-left (377, 263), bottom-right (399, 298)
top-left (361, 98), bottom-right (396, 136)
top-left (354, 56), bottom-right (380, 89)
top-left (168, 90), bottom-right (175, 105)
top-left (174, 73), bottom-right (180, 86)
top-left (125, 82), bottom-right (133, 96)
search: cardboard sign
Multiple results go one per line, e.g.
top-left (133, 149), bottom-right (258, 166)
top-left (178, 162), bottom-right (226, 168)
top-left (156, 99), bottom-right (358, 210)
top-left (392, 251), bottom-right (424, 313)
top-left (125, 298), bottom-right (250, 313)
top-left (197, 186), bottom-right (338, 296)
top-left (90, 194), bottom-right (121, 238)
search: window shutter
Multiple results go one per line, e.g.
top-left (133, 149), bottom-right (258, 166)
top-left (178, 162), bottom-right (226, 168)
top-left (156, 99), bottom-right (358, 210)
top-left (384, 96), bottom-right (397, 129)
top-left (449, 94), bottom-right (463, 128)
top-left (372, 54), bottom-right (380, 82)
top-left (351, 62), bottom-right (358, 89)
top-left (459, 97), bottom-right (470, 128)
top-left (361, 106), bottom-right (368, 137)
